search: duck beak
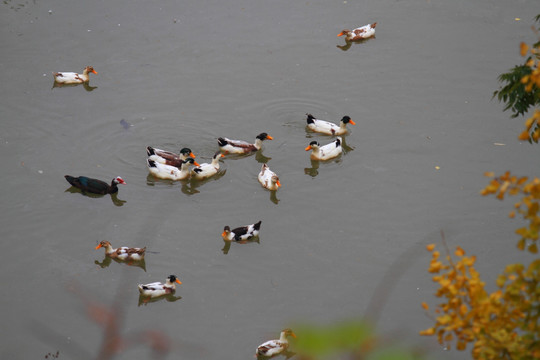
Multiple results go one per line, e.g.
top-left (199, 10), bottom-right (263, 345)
top-left (291, 332), bottom-right (297, 338)
top-left (267, 135), bottom-right (274, 140)
top-left (349, 119), bottom-right (356, 125)
top-left (276, 180), bottom-right (282, 187)
top-left (305, 145), bottom-right (312, 151)
top-left (221, 231), bottom-right (227, 237)
top-left (175, 279), bottom-right (182, 285)
top-left (190, 153), bottom-right (196, 158)
top-left (337, 32), bottom-right (344, 37)
top-left (193, 161), bottom-right (200, 166)
top-left (220, 154), bottom-right (225, 158)
top-left (95, 244), bottom-right (102, 250)
top-left (92, 69), bottom-right (98, 74)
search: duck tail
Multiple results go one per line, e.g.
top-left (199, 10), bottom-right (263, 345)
top-left (254, 220), bottom-right (262, 230)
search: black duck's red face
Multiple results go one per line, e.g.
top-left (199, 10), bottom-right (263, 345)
top-left (114, 176), bottom-right (126, 185)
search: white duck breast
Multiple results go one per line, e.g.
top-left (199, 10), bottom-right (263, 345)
top-left (258, 164), bottom-right (281, 191)
top-left (306, 114), bottom-right (355, 135)
top-left (138, 275), bottom-right (182, 298)
top-left (147, 158), bottom-right (198, 180)
top-left (53, 66), bottom-right (97, 84)
top-left (191, 151), bottom-right (224, 180)
top-left (305, 137), bottom-right (343, 161)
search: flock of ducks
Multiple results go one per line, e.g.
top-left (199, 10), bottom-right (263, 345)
top-left (59, 21), bottom-right (374, 358)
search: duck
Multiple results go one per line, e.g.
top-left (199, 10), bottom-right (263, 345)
top-left (146, 146), bottom-right (195, 168)
top-left (256, 328), bottom-right (296, 357)
top-left (306, 114), bottom-right (355, 136)
top-left (138, 275), bottom-right (182, 298)
top-left (258, 164), bottom-right (281, 191)
top-left (95, 240), bottom-right (146, 261)
top-left (191, 151), bottom-right (224, 180)
top-left (64, 175), bottom-right (126, 194)
top-left (147, 158), bottom-right (199, 181)
top-left (337, 22), bottom-right (377, 41)
top-left (217, 133), bottom-right (273, 154)
top-left (53, 66), bottom-right (98, 84)
top-left (305, 137), bottom-right (343, 161)
top-left (222, 220), bottom-right (261, 241)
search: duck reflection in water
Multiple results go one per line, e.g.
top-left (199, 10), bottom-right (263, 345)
top-left (186, 168), bottom-right (227, 192)
top-left (64, 187), bottom-right (126, 207)
top-left (336, 36), bottom-right (375, 51)
top-left (138, 293), bottom-right (182, 306)
top-left (221, 237), bottom-right (261, 255)
top-left (95, 256), bottom-right (147, 271)
top-left (146, 174), bottom-right (201, 195)
top-left (255, 149), bottom-right (272, 164)
top-left (52, 81), bottom-right (97, 91)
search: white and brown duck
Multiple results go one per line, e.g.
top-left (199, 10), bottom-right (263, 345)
top-left (95, 240), bottom-right (146, 261)
top-left (256, 328), bottom-right (297, 357)
top-left (146, 146), bottom-right (196, 168)
top-left (258, 164), bottom-right (281, 191)
top-left (53, 66), bottom-right (98, 84)
top-left (338, 23), bottom-right (377, 41)
top-left (217, 133), bottom-right (273, 154)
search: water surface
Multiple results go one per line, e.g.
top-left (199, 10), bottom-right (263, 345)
top-left (1, 0), bottom-right (539, 359)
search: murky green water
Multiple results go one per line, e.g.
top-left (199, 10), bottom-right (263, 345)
top-left (1, 0), bottom-right (538, 359)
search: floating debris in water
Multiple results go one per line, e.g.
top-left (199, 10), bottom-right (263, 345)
top-left (120, 119), bottom-right (133, 129)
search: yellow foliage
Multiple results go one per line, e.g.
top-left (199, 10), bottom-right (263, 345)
top-left (482, 172), bottom-right (540, 253)
top-left (519, 38), bottom-right (540, 142)
top-left (421, 242), bottom-right (540, 359)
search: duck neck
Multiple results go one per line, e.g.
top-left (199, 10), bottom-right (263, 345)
top-left (104, 244), bottom-right (115, 255)
top-left (279, 332), bottom-right (288, 342)
top-left (254, 138), bottom-right (263, 150)
top-left (211, 156), bottom-right (221, 167)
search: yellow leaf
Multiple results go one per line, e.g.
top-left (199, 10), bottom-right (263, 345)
top-left (484, 171), bottom-right (495, 177)
top-left (421, 302), bottom-right (429, 310)
top-left (426, 244), bottom-right (436, 251)
top-left (419, 328), bottom-right (435, 336)
top-left (509, 211), bottom-right (516, 218)
top-left (518, 131), bottom-right (530, 141)
top-left (455, 246), bottom-right (465, 257)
